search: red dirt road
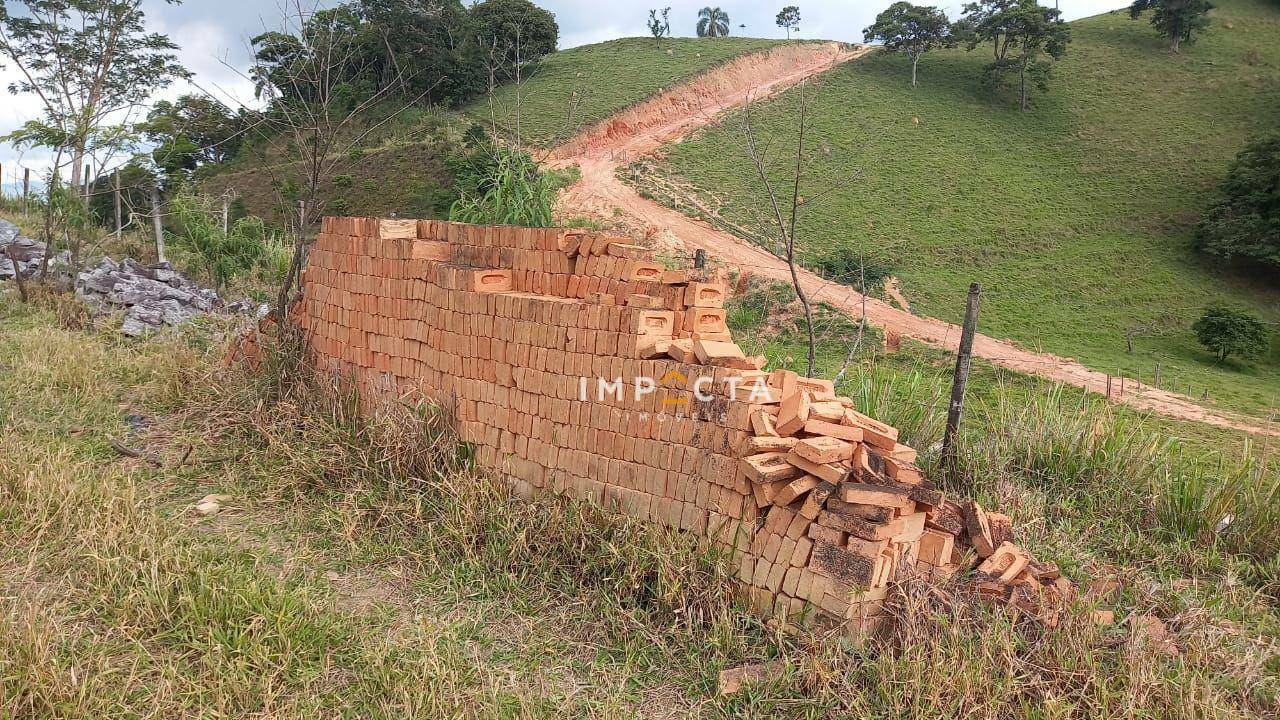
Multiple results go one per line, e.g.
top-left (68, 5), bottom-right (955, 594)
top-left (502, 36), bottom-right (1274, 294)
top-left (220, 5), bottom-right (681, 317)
top-left (551, 43), bottom-right (1279, 438)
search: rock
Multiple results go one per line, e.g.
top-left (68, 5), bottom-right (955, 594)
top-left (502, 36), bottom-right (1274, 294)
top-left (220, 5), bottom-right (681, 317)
top-left (1129, 614), bottom-right (1180, 657)
top-left (717, 659), bottom-right (787, 696)
top-left (195, 493), bottom-right (232, 516)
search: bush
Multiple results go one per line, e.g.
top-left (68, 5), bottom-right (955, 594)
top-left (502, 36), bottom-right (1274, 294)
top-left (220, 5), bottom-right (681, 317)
top-left (1192, 306), bottom-right (1269, 363)
top-left (166, 188), bottom-right (280, 288)
top-left (808, 245), bottom-right (896, 293)
top-left (1195, 135), bottom-right (1280, 274)
top-left (447, 143), bottom-right (556, 227)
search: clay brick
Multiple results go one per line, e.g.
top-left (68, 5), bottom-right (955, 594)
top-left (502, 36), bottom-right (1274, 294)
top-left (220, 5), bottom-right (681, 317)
top-left (840, 483), bottom-right (914, 509)
top-left (917, 529), bottom-right (955, 567)
top-left (684, 308), bottom-right (728, 335)
top-left (844, 409), bottom-right (899, 449)
top-left (795, 436), bottom-right (855, 465)
top-left (686, 282), bottom-right (727, 308)
top-left (773, 475), bottom-right (819, 506)
top-left (785, 452), bottom-right (846, 484)
top-left (631, 310), bottom-right (675, 336)
top-left (775, 390), bottom-right (811, 437)
top-left (740, 453), bottom-right (805, 484)
top-left (379, 218), bottom-right (417, 239)
top-left (802, 418), bottom-right (863, 443)
top-left (692, 339), bottom-right (745, 365)
top-left (976, 542), bottom-right (1030, 583)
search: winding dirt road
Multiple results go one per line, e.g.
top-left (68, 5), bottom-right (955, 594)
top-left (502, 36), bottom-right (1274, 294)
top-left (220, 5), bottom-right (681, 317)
top-left (551, 42), bottom-right (1279, 438)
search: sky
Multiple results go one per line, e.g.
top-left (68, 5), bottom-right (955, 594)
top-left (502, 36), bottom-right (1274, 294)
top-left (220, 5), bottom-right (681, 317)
top-left (0, 0), bottom-right (1130, 191)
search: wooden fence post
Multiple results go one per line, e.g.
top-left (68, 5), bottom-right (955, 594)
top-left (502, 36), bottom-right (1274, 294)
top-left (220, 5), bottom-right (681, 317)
top-left (22, 168), bottom-right (30, 215)
top-left (941, 282), bottom-right (982, 478)
top-left (150, 184), bottom-right (166, 264)
top-left (114, 171), bottom-right (123, 243)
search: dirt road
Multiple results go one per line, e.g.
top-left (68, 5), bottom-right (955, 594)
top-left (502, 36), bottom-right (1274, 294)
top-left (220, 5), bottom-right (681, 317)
top-left (551, 43), bottom-right (1279, 438)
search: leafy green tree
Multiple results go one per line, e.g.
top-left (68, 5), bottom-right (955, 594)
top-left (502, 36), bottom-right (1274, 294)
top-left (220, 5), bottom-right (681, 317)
top-left (357, 0), bottom-right (484, 106)
top-left (776, 6), bottom-right (801, 39)
top-left (696, 7), bottom-right (731, 37)
top-left (1195, 135), bottom-right (1280, 273)
top-left (0, 0), bottom-right (187, 194)
top-left (471, 0), bottom-right (559, 66)
top-left (1129, 0), bottom-right (1212, 53)
top-left (1193, 306), bottom-right (1269, 363)
top-left (961, 0), bottom-right (1070, 111)
top-left (863, 3), bottom-right (954, 87)
top-left (142, 95), bottom-right (252, 182)
top-left (648, 7), bottom-right (671, 47)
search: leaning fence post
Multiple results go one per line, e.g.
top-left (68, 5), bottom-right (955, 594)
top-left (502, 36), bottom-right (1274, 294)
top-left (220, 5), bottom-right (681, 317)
top-left (941, 282), bottom-right (981, 479)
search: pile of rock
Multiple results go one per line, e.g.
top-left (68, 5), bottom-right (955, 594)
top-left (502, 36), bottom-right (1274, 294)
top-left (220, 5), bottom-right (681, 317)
top-left (0, 219), bottom-right (69, 279)
top-left (2, 218), bottom-right (260, 335)
top-left (77, 257), bottom-right (234, 336)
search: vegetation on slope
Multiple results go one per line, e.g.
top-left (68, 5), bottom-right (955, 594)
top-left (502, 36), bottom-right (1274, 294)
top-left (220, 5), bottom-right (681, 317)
top-left (465, 36), bottom-right (786, 147)
top-left (646, 0), bottom-right (1280, 416)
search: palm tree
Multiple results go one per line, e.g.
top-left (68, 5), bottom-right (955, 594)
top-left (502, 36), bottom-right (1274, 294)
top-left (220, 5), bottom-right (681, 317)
top-left (696, 7), bottom-right (731, 37)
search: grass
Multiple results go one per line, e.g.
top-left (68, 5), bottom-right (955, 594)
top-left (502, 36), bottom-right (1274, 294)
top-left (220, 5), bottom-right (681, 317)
top-left (642, 0), bottom-right (1280, 418)
top-left (1, 284), bottom-right (1278, 717)
top-left (464, 37), bottom-right (787, 148)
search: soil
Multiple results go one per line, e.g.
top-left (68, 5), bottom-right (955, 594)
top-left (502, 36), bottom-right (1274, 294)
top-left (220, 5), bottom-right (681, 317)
top-left (550, 43), bottom-right (1280, 438)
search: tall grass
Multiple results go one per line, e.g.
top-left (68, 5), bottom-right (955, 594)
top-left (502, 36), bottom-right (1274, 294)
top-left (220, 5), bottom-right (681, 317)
top-left (447, 145), bottom-right (557, 227)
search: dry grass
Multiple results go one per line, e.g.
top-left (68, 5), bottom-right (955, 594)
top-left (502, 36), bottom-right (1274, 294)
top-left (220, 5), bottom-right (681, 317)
top-left (0, 293), bottom-right (1276, 718)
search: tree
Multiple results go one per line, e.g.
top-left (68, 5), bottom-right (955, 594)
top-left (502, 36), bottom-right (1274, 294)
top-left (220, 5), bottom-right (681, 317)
top-left (1129, 0), bottom-right (1213, 53)
top-left (1193, 306), bottom-right (1269, 363)
top-left (142, 95), bottom-right (253, 182)
top-left (357, 0), bottom-right (484, 106)
top-left (776, 6), bottom-right (801, 39)
top-left (0, 0), bottom-right (188, 194)
top-left (1195, 135), bottom-right (1280, 273)
top-left (961, 0), bottom-right (1070, 111)
top-left (648, 7), bottom-right (671, 47)
top-left (863, 2), bottom-right (954, 88)
top-left (471, 0), bottom-right (559, 66)
top-left (239, 2), bottom-right (438, 318)
top-left (696, 7), bottom-right (731, 37)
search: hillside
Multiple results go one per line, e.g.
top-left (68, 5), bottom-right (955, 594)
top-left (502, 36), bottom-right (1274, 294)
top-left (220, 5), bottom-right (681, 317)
top-left (637, 0), bottom-right (1280, 417)
top-left (199, 37), bottom-right (785, 224)
top-left (463, 36), bottom-right (787, 147)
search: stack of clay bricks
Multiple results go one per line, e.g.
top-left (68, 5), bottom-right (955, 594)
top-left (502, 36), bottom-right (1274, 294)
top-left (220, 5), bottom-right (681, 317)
top-left (732, 371), bottom-right (1072, 628)
top-left (295, 216), bottom-right (1068, 631)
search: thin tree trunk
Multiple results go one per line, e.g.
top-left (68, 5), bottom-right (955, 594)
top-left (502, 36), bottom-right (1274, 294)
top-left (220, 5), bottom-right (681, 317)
top-left (1170, 34), bottom-right (1181, 53)
top-left (911, 54), bottom-right (919, 87)
top-left (5, 247), bottom-right (28, 302)
top-left (1019, 64), bottom-right (1028, 111)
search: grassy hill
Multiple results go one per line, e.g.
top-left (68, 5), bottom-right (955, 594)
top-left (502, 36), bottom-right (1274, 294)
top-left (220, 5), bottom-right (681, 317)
top-left (640, 0), bottom-right (1280, 417)
top-left (464, 36), bottom-right (785, 147)
top-left (199, 38), bottom-right (784, 223)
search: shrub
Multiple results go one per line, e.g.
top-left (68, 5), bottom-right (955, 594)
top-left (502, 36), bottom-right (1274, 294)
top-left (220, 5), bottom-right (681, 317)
top-left (166, 188), bottom-right (276, 288)
top-left (1192, 306), bottom-right (1269, 363)
top-left (1195, 135), bottom-right (1280, 274)
top-left (447, 143), bottom-right (556, 227)
top-left (808, 245), bottom-right (896, 293)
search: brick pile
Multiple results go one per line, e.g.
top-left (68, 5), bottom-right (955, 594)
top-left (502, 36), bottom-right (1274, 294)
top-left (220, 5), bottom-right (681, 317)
top-left (295, 216), bottom-right (1069, 631)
